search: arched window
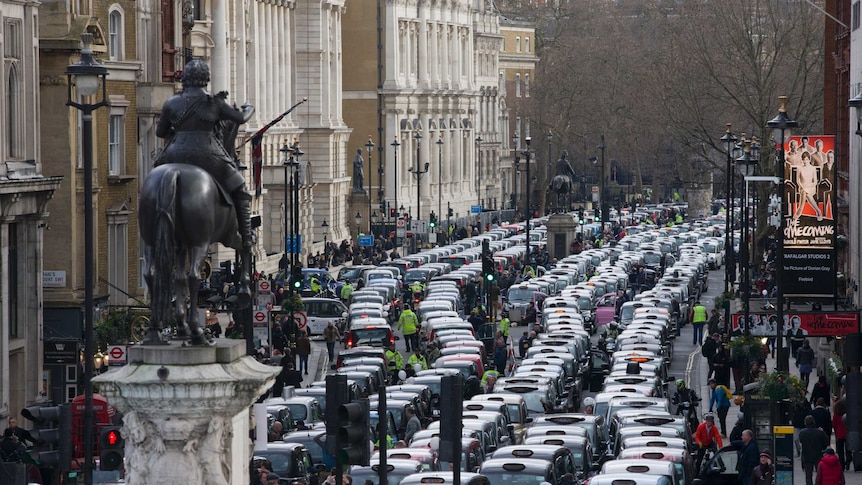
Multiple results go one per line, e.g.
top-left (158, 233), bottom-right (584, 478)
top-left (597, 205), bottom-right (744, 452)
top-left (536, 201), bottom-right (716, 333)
top-left (515, 73), bottom-right (521, 97)
top-left (109, 7), bottom-right (124, 60)
top-left (6, 64), bottom-right (21, 159)
top-left (525, 37), bottom-right (530, 53)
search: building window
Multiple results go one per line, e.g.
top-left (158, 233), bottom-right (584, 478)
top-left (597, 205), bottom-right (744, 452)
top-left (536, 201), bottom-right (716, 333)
top-left (515, 117), bottom-right (521, 149)
top-left (515, 73), bottom-right (521, 97)
top-left (854, 2), bottom-right (861, 30)
top-left (108, 114), bottom-right (124, 175)
top-left (525, 73), bottom-right (530, 97)
top-left (108, 7), bottom-right (124, 60)
top-left (8, 223), bottom-right (18, 339)
top-left (5, 19), bottom-right (22, 160)
top-left (525, 37), bottom-right (530, 53)
top-left (193, 0), bottom-right (204, 20)
top-left (108, 220), bottom-right (129, 305)
top-left (516, 36), bottom-right (521, 53)
top-left (499, 71), bottom-right (504, 92)
top-left (526, 119), bottom-right (531, 139)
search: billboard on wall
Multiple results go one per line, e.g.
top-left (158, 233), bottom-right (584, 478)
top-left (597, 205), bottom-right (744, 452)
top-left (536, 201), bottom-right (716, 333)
top-left (781, 135), bottom-right (836, 298)
top-left (731, 312), bottom-right (859, 337)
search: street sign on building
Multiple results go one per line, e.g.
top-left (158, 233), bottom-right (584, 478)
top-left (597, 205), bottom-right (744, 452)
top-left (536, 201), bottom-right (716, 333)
top-left (358, 235), bottom-right (374, 247)
top-left (44, 340), bottom-right (79, 365)
top-left (471, 205), bottom-right (482, 214)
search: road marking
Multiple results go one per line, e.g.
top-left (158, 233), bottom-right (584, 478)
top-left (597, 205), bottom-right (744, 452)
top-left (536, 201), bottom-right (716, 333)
top-left (685, 345), bottom-right (700, 384)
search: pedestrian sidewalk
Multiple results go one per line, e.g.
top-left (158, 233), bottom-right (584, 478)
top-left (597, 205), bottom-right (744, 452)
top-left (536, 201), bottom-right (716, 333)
top-left (689, 329), bottom-right (862, 484)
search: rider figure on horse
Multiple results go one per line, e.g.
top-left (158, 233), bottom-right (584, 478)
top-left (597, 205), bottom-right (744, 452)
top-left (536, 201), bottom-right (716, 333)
top-left (155, 59), bottom-right (255, 250)
top-left (554, 150), bottom-right (576, 182)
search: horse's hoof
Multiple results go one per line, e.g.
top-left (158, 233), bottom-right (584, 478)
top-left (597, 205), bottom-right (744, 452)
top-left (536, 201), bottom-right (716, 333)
top-left (189, 329), bottom-right (208, 346)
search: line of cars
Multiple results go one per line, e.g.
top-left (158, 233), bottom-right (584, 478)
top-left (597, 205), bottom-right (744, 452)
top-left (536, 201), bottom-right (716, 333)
top-left (256, 208), bottom-right (741, 485)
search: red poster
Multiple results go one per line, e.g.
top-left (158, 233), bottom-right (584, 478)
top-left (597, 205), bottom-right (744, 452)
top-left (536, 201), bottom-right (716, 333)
top-left (731, 312), bottom-right (859, 337)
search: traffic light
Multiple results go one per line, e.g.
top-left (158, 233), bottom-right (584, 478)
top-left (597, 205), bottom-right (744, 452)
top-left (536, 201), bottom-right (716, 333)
top-left (578, 208), bottom-right (584, 223)
top-left (447, 206), bottom-right (454, 218)
top-left (99, 426), bottom-right (125, 471)
top-left (390, 207), bottom-right (396, 218)
top-left (291, 266), bottom-right (303, 290)
top-left (594, 208), bottom-right (600, 221)
top-left (219, 260), bottom-right (232, 281)
top-left (439, 374), bottom-right (463, 463)
top-left (429, 212), bottom-right (437, 228)
top-left (338, 399), bottom-right (370, 466)
top-left (21, 403), bottom-right (73, 470)
top-left (481, 240), bottom-right (495, 283)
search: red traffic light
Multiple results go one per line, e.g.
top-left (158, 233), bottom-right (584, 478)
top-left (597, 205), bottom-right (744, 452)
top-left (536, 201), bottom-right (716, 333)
top-left (106, 429), bottom-right (120, 446)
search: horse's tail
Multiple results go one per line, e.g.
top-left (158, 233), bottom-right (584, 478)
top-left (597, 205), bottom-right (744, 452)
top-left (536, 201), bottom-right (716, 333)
top-left (551, 176), bottom-right (563, 192)
top-left (151, 168), bottom-right (179, 331)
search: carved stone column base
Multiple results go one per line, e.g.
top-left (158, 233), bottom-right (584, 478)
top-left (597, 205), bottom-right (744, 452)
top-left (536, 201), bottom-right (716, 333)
top-left (93, 339), bottom-right (278, 485)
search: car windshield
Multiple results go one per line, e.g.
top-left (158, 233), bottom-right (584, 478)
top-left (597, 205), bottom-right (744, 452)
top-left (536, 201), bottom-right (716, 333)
top-left (480, 471), bottom-right (549, 484)
top-left (508, 288), bottom-right (534, 303)
top-left (499, 389), bottom-right (546, 414)
top-left (644, 253), bottom-right (661, 265)
top-left (352, 328), bottom-right (391, 346)
top-left (405, 270), bottom-right (426, 282)
top-left (578, 297), bottom-right (591, 310)
top-left (256, 451), bottom-right (294, 478)
top-left (620, 306), bottom-right (636, 322)
top-left (338, 267), bottom-right (362, 280)
top-left (703, 244), bottom-right (716, 253)
top-left (287, 404), bottom-right (307, 421)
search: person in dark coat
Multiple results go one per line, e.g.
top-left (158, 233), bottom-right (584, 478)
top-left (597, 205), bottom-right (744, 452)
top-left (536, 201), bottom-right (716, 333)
top-left (799, 415), bottom-right (830, 485)
top-left (712, 343), bottom-right (732, 389)
top-left (810, 397), bottom-right (832, 441)
top-left (702, 333), bottom-right (719, 379)
top-left (810, 375), bottom-right (831, 406)
top-left (751, 451), bottom-right (775, 485)
top-left (730, 429), bottom-right (760, 485)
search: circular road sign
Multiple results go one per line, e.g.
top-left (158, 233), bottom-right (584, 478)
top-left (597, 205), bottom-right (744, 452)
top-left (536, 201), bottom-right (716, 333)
top-left (295, 311), bottom-right (307, 329)
top-left (253, 311), bottom-right (268, 324)
top-left (108, 345), bottom-right (127, 364)
top-left (258, 280), bottom-right (271, 293)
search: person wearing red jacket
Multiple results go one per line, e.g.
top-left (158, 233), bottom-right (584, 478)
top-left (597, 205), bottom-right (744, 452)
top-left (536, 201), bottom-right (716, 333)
top-left (816, 448), bottom-right (845, 485)
top-left (833, 400), bottom-right (851, 471)
top-left (694, 414), bottom-right (723, 475)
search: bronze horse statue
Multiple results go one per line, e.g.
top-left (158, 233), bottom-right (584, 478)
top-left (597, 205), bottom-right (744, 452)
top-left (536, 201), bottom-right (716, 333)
top-left (549, 150), bottom-right (576, 213)
top-left (139, 59), bottom-right (254, 345)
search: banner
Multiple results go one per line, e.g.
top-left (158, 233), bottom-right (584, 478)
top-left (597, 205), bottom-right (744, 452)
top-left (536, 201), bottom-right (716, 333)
top-left (730, 312), bottom-right (859, 337)
top-left (781, 135), bottom-right (836, 297)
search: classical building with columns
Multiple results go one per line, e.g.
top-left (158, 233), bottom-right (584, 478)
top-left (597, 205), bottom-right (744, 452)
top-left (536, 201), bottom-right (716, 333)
top-left (343, 0), bottom-right (505, 227)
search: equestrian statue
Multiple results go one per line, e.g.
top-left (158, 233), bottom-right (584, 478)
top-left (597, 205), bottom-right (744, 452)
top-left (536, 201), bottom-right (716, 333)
top-left (549, 150), bottom-right (576, 213)
top-left (139, 59), bottom-right (255, 345)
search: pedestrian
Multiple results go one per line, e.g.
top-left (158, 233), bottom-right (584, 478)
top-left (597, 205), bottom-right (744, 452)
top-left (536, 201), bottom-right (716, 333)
top-left (690, 300), bottom-right (707, 345)
top-left (712, 343), bottom-right (732, 389)
top-left (816, 448), bottom-right (845, 485)
top-left (707, 309), bottom-right (721, 337)
top-left (296, 330), bottom-right (311, 375)
top-left (730, 429), bottom-right (760, 485)
top-left (811, 397), bottom-right (832, 441)
top-left (729, 413), bottom-right (745, 442)
top-left (671, 295), bottom-right (682, 336)
top-left (271, 324), bottom-right (287, 354)
top-left (398, 306), bottom-right (419, 352)
top-left (518, 331), bottom-right (531, 359)
top-left (702, 333), bottom-right (719, 379)
top-left (799, 415), bottom-right (830, 485)
top-left (810, 375), bottom-right (831, 406)
top-left (796, 339), bottom-right (816, 387)
top-left (833, 399), bottom-right (851, 471)
top-left (792, 394), bottom-right (813, 458)
top-left (751, 451), bottom-right (775, 485)
top-left (708, 378), bottom-right (732, 437)
top-left (403, 406), bottom-right (422, 445)
top-left (494, 331), bottom-right (507, 373)
top-left (323, 321), bottom-right (341, 366)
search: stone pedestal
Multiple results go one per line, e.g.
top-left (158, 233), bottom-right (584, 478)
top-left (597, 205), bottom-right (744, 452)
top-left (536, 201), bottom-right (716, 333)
top-left (545, 213), bottom-right (579, 260)
top-left (92, 340), bottom-right (279, 485)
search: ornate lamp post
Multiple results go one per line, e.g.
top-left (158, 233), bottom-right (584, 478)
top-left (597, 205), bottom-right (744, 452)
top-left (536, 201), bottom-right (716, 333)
top-left (513, 134), bottom-right (521, 212)
top-left (476, 136), bottom-right (483, 207)
top-left (65, 33), bottom-right (108, 485)
top-left (721, 124), bottom-right (739, 296)
top-left (371, 212), bottom-right (379, 239)
top-left (523, 137), bottom-right (533, 268)
top-left (547, 129), bottom-right (553, 194)
top-left (767, 95), bottom-right (798, 372)
top-left (391, 136), bottom-right (400, 241)
top-left (365, 136), bottom-right (375, 234)
top-left (322, 219), bottom-right (329, 266)
top-left (598, 134), bottom-right (607, 225)
top-left (436, 135), bottom-right (443, 235)
top-left (736, 140), bottom-right (759, 335)
top-left (413, 130), bottom-right (423, 219)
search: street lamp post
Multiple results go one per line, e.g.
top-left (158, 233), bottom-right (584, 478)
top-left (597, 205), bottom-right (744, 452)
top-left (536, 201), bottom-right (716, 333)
top-left (282, 143), bottom-right (292, 264)
top-left (736, 140), bottom-right (758, 336)
top-left (547, 130), bottom-right (553, 207)
top-left (391, 137), bottom-right (400, 246)
top-left (322, 219), bottom-right (329, 266)
top-left (414, 129), bottom-right (428, 218)
top-left (66, 32), bottom-right (108, 485)
top-left (721, 124), bottom-right (738, 297)
top-left (513, 134), bottom-right (520, 213)
top-left (767, 95), bottom-right (798, 372)
top-left (436, 135), bottom-right (444, 238)
top-left (476, 136), bottom-right (483, 207)
top-left (366, 136), bottom-right (375, 234)
top-left (523, 137), bottom-right (533, 268)
top-left (598, 135), bottom-right (607, 226)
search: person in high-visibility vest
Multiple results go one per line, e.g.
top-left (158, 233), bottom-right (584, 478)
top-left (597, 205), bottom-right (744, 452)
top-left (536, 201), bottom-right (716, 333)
top-left (310, 276), bottom-right (321, 295)
top-left (690, 300), bottom-right (708, 345)
top-left (407, 348), bottom-right (428, 372)
top-left (385, 343), bottom-right (403, 381)
top-left (340, 281), bottom-right (354, 302)
top-left (523, 265), bottom-right (536, 279)
top-left (498, 312), bottom-right (510, 343)
top-left (398, 307), bottom-right (419, 352)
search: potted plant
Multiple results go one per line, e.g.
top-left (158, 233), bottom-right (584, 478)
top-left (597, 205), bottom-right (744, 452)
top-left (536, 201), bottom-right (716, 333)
top-left (728, 335), bottom-right (767, 364)
top-left (758, 371), bottom-right (807, 405)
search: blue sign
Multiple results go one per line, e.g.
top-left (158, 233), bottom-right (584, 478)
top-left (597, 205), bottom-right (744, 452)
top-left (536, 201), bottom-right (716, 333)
top-left (358, 235), bottom-right (374, 247)
top-left (470, 205), bottom-right (482, 214)
top-left (285, 234), bottom-right (302, 254)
